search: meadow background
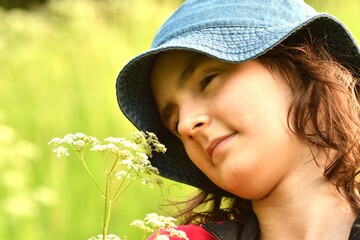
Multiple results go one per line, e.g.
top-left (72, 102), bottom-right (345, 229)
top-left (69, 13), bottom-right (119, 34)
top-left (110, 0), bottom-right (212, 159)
top-left (0, 0), bottom-right (359, 239)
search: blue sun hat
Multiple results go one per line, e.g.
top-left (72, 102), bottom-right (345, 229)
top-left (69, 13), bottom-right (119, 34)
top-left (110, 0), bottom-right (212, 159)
top-left (116, 0), bottom-right (360, 188)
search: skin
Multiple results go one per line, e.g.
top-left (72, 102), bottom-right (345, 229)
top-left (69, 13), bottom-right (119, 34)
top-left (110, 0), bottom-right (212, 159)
top-left (150, 50), bottom-right (356, 239)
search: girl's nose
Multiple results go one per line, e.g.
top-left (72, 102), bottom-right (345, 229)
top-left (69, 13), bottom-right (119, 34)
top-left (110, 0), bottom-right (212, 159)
top-left (177, 111), bottom-right (210, 139)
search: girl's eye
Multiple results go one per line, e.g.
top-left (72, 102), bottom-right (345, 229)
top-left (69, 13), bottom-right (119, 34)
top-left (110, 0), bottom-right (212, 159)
top-left (201, 74), bottom-right (216, 91)
top-left (170, 117), bottom-right (179, 134)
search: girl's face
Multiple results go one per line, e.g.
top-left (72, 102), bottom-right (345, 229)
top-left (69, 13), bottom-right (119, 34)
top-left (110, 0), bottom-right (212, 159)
top-left (150, 51), bottom-right (312, 200)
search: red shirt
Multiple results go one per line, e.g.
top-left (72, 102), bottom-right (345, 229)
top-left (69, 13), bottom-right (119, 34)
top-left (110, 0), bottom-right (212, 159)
top-left (148, 224), bottom-right (216, 240)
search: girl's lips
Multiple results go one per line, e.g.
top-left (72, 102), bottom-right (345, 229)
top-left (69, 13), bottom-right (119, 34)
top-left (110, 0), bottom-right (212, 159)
top-left (206, 133), bottom-right (235, 162)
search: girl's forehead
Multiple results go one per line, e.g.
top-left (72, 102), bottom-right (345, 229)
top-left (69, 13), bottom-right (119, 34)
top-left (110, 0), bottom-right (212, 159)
top-left (151, 50), bottom-right (226, 82)
top-left (154, 50), bottom-right (205, 66)
top-left (151, 51), bottom-right (204, 82)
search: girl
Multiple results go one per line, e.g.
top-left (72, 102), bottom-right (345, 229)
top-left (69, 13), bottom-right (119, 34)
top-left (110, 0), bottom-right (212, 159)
top-left (116, 0), bottom-right (360, 239)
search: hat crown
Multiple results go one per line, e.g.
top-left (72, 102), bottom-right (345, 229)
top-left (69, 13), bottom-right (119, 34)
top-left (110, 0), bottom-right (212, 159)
top-left (152, 0), bottom-right (317, 48)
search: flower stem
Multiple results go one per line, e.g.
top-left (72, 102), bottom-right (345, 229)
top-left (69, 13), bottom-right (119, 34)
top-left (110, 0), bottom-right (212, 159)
top-left (113, 179), bottom-right (134, 202)
top-left (102, 178), bottom-right (112, 240)
top-left (75, 150), bottom-right (105, 197)
top-left (113, 167), bottom-right (141, 201)
top-left (109, 156), bottom-right (119, 173)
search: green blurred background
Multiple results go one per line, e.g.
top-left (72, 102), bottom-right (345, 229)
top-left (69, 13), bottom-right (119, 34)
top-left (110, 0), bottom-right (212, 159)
top-left (0, 0), bottom-right (358, 239)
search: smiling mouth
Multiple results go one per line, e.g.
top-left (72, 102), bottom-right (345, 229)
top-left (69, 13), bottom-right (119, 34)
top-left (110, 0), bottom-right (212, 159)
top-left (206, 134), bottom-right (235, 161)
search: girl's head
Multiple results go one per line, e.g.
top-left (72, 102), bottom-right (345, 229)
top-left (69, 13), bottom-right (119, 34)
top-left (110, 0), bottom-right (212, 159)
top-left (116, 0), bottom-right (360, 208)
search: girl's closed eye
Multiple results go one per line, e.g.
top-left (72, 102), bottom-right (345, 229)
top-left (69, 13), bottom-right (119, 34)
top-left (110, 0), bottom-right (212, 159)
top-left (200, 73), bottom-right (218, 91)
top-left (169, 115), bottom-right (179, 134)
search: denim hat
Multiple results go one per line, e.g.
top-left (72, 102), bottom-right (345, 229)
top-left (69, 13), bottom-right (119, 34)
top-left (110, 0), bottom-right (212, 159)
top-left (116, 0), bottom-right (360, 188)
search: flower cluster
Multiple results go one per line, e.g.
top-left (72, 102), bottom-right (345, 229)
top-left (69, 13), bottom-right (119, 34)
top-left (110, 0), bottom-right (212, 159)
top-left (48, 131), bottom-right (166, 190)
top-left (131, 213), bottom-right (188, 240)
top-left (48, 131), bottom-right (168, 240)
top-left (48, 132), bottom-right (100, 156)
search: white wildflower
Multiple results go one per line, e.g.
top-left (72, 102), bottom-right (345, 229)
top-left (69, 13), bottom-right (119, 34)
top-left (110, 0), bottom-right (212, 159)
top-left (73, 139), bottom-right (86, 149)
top-left (115, 170), bottom-right (130, 180)
top-left (88, 136), bottom-right (100, 145)
top-left (118, 149), bottom-right (132, 160)
top-left (104, 136), bottom-right (125, 144)
top-left (130, 219), bottom-right (145, 228)
top-left (130, 219), bottom-right (153, 233)
top-left (121, 140), bottom-right (138, 150)
top-left (50, 133), bottom-right (99, 151)
top-left (145, 213), bottom-right (177, 229)
top-left (141, 178), bottom-right (154, 188)
top-left (120, 159), bottom-right (133, 169)
top-left (53, 146), bottom-right (69, 157)
top-left (62, 134), bottom-right (75, 144)
top-left (153, 143), bottom-right (166, 153)
top-left (144, 165), bottom-right (160, 175)
top-left (105, 137), bottom-right (139, 150)
top-left (146, 131), bottom-right (166, 152)
top-left (154, 235), bottom-right (170, 240)
top-left (90, 143), bottom-right (119, 153)
top-left (74, 132), bottom-right (87, 139)
top-left (136, 152), bottom-right (149, 163)
top-left (133, 213), bottom-right (188, 240)
top-left (90, 145), bottom-right (104, 152)
top-left (48, 137), bottom-right (62, 145)
top-left (132, 131), bottom-right (146, 144)
top-left (168, 228), bottom-right (189, 240)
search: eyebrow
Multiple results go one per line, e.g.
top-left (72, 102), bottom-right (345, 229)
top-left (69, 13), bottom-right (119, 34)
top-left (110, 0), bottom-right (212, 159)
top-left (176, 54), bottom-right (211, 89)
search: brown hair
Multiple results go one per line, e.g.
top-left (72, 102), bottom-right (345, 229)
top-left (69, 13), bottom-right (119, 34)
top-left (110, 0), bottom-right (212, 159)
top-left (175, 30), bottom-right (360, 224)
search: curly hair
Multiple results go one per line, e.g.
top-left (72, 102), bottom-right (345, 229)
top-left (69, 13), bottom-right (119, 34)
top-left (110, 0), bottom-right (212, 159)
top-left (174, 29), bottom-right (360, 225)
